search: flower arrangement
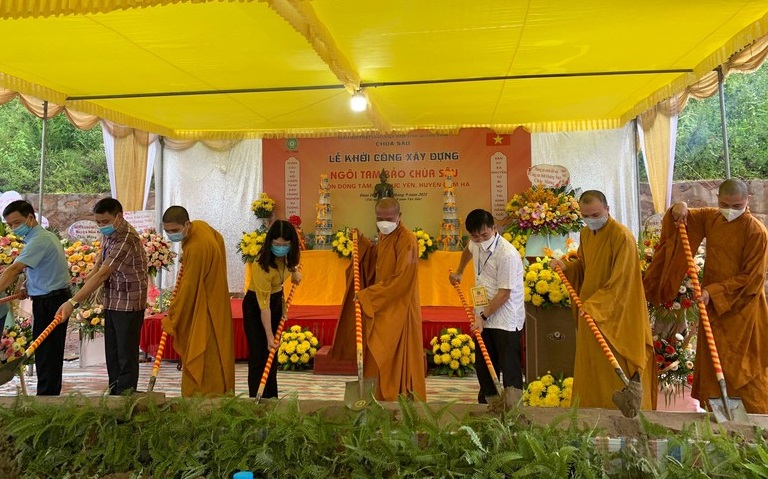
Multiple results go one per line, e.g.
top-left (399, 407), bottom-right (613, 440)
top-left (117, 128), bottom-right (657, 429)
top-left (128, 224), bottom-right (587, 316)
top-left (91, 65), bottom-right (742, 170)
top-left (0, 231), bottom-right (24, 294)
top-left (140, 229), bottom-right (177, 277)
top-left (654, 333), bottom-right (695, 399)
top-left (523, 373), bottom-right (574, 407)
top-left (331, 228), bottom-right (353, 259)
top-left (501, 231), bottom-right (527, 258)
top-left (413, 228), bottom-right (438, 259)
top-left (277, 325), bottom-right (320, 370)
top-left (289, 215), bottom-right (307, 250)
top-left (64, 240), bottom-right (100, 290)
top-left (0, 317), bottom-right (32, 365)
top-left (75, 303), bottom-right (105, 338)
top-left (427, 328), bottom-right (475, 377)
top-left (523, 257), bottom-right (571, 308)
top-left (237, 231), bottom-right (267, 263)
top-left (146, 288), bottom-right (173, 315)
top-left (505, 185), bottom-right (582, 237)
top-left (251, 192), bottom-right (276, 219)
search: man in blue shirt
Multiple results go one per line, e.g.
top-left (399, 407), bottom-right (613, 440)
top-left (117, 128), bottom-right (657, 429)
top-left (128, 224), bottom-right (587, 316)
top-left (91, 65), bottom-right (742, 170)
top-left (0, 200), bottom-right (72, 395)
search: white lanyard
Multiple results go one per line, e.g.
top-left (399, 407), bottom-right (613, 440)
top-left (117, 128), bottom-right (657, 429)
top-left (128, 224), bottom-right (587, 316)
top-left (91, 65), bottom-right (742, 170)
top-left (476, 234), bottom-right (500, 276)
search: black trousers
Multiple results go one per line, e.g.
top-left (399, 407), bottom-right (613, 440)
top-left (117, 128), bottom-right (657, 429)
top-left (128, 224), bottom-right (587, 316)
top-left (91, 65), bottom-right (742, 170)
top-left (31, 291), bottom-right (71, 396)
top-left (475, 327), bottom-right (524, 403)
top-left (104, 309), bottom-right (145, 395)
top-left (243, 290), bottom-right (283, 398)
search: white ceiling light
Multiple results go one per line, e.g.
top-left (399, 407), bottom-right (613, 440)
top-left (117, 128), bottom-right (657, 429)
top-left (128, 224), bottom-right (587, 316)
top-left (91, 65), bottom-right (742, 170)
top-left (350, 90), bottom-right (367, 112)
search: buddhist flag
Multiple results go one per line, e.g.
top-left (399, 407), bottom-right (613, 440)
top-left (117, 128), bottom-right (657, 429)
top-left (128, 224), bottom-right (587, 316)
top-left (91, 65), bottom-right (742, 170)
top-left (486, 132), bottom-right (510, 146)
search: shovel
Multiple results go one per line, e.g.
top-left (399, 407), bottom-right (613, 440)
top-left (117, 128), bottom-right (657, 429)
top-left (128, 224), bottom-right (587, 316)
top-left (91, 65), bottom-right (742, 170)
top-left (255, 281), bottom-right (299, 403)
top-left (678, 222), bottom-right (749, 423)
top-left (0, 313), bottom-right (65, 386)
top-left (450, 272), bottom-right (514, 411)
top-left (344, 229), bottom-right (377, 410)
top-left (554, 265), bottom-right (643, 418)
top-left (146, 263), bottom-right (186, 394)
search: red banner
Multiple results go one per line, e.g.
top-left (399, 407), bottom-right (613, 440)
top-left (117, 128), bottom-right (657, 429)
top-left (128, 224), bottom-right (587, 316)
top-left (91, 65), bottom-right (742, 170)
top-left (262, 128), bottom-right (531, 237)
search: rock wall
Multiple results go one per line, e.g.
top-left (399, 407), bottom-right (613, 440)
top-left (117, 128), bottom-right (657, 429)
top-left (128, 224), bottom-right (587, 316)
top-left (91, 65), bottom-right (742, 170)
top-left (20, 192), bottom-right (156, 235)
top-left (640, 179), bottom-right (768, 227)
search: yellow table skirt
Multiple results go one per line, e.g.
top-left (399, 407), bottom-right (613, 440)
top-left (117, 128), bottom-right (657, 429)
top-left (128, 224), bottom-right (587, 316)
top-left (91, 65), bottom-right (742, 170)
top-left (243, 250), bottom-right (475, 307)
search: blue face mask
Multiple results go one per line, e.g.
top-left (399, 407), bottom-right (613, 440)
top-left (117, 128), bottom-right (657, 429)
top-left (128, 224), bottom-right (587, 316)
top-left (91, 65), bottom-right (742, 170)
top-left (12, 221), bottom-right (31, 237)
top-left (168, 232), bottom-right (185, 243)
top-left (271, 244), bottom-right (291, 257)
top-left (99, 217), bottom-right (118, 236)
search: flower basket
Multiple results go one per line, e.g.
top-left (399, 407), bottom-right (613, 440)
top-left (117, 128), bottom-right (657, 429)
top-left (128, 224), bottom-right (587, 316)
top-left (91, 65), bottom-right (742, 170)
top-left (251, 192), bottom-right (276, 219)
top-left (237, 231), bottom-right (266, 263)
top-left (277, 325), bottom-right (320, 370)
top-left (331, 228), bottom-right (353, 259)
top-left (523, 373), bottom-right (573, 407)
top-left (63, 240), bottom-right (100, 292)
top-left (0, 317), bottom-right (33, 367)
top-left (523, 257), bottom-right (571, 308)
top-left (427, 328), bottom-right (475, 377)
top-left (140, 229), bottom-right (177, 277)
top-left (505, 184), bottom-right (582, 238)
top-left (413, 228), bottom-right (437, 259)
top-left (0, 231), bottom-right (24, 295)
top-left (75, 303), bottom-right (105, 338)
top-left (654, 333), bottom-right (695, 403)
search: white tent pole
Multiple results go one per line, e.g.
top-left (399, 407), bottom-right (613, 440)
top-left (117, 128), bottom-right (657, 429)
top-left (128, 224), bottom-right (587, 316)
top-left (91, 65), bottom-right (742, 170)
top-left (716, 67), bottom-right (731, 179)
top-left (37, 101), bottom-right (49, 218)
top-left (632, 119), bottom-right (642, 235)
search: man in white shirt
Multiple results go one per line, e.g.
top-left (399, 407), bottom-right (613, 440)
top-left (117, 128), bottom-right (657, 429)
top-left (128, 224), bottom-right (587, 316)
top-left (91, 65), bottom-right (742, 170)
top-left (449, 209), bottom-right (525, 403)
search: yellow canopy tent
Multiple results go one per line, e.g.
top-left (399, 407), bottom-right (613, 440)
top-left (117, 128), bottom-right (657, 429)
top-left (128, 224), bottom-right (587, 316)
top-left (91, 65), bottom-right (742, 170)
top-left (1, 0), bottom-right (768, 139)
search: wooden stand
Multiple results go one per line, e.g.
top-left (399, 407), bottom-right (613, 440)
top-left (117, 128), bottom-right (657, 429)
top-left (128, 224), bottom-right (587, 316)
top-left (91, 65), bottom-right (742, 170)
top-left (524, 305), bottom-right (576, 381)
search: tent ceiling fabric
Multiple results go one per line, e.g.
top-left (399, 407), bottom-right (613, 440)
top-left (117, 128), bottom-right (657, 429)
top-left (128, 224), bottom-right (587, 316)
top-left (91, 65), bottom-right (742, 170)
top-left (1, 1), bottom-right (768, 139)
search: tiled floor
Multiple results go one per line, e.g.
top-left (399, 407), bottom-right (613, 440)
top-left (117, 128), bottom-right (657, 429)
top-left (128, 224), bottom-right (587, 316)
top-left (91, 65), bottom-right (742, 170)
top-left (0, 359), bottom-right (480, 402)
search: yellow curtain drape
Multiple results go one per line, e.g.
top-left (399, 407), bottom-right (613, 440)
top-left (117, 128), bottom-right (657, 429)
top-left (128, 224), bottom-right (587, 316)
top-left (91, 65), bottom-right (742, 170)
top-left (0, 88), bottom-right (100, 129)
top-left (103, 121), bottom-right (151, 211)
top-left (639, 98), bottom-right (677, 214)
top-left (162, 138), bottom-right (241, 152)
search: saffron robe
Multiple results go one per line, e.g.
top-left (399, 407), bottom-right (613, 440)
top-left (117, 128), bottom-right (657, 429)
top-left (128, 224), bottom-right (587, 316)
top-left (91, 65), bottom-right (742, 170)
top-left (563, 217), bottom-right (655, 410)
top-left (163, 221), bottom-right (235, 397)
top-left (644, 208), bottom-right (768, 413)
top-left (332, 224), bottom-right (427, 401)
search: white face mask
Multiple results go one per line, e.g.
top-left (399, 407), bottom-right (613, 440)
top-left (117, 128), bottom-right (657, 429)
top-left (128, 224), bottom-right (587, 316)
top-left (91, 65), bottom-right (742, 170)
top-left (477, 235), bottom-right (496, 250)
top-left (719, 207), bottom-right (746, 222)
top-left (377, 221), bottom-right (398, 235)
top-left (584, 216), bottom-right (608, 231)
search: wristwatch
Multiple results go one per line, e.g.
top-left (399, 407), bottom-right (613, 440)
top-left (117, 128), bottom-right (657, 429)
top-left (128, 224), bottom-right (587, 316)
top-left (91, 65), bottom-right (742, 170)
top-left (480, 312), bottom-right (488, 321)
top-left (68, 298), bottom-right (80, 308)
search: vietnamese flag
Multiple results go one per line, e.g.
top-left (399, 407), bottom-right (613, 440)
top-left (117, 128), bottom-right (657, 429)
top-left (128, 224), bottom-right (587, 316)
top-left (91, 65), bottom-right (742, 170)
top-left (486, 132), bottom-right (510, 146)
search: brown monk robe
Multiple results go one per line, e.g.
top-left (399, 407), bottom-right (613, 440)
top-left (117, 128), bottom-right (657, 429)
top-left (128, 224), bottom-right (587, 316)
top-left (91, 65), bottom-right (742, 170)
top-left (558, 191), bottom-right (655, 410)
top-left (644, 180), bottom-right (768, 413)
top-left (163, 208), bottom-right (235, 397)
top-left (330, 218), bottom-right (426, 400)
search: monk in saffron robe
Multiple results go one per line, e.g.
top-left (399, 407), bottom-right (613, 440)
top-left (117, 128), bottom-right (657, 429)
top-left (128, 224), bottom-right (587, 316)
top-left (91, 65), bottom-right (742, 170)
top-left (552, 190), bottom-right (655, 410)
top-left (331, 198), bottom-right (426, 401)
top-left (162, 206), bottom-right (235, 397)
top-left (644, 179), bottom-right (768, 413)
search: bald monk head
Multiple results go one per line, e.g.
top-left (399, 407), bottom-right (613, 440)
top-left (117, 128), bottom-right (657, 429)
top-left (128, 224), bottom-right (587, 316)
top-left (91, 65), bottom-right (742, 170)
top-left (717, 179), bottom-right (749, 221)
top-left (375, 197), bottom-right (401, 235)
top-left (579, 190), bottom-right (610, 232)
top-left (163, 205), bottom-right (191, 242)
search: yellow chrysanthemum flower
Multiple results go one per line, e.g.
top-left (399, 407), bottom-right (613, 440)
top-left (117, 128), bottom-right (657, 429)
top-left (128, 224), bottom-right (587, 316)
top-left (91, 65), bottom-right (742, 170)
top-left (446, 328), bottom-right (458, 335)
top-left (450, 338), bottom-right (462, 348)
top-left (524, 271), bottom-right (538, 283)
top-left (433, 354), bottom-right (443, 365)
top-left (290, 354), bottom-right (299, 363)
top-left (309, 337), bottom-right (319, 346)
top-left (449, 360), bottom-right (460, 370)
top-left (440, 342), bottom-right (451, 353)
top-left (450, 349), bottom-right (462, 359)
top-left (535, 280), bottom-right (550, 295)
top-left (300, 353), bottom-right (310, 364)
top-left (461, 346), bottom-right (471, 357)
top-left (440, 334), bottom-right (451, 342)
top-left (430, 337), bottom-right (438, 346)
top-left (563, 377), bottom-right (574, 388)
top-left (290, 325), bottom-right (302, 333)
top-left (441, 353), bottom-right (451, 364)
top-left (531, 294), bottom-right (544, 307)
top-left (459, 356), bottom-right (470, 366)
top-left (529, 263), bottom-right (543, 272)
top-left (277, 353), bottom-right (288, 364)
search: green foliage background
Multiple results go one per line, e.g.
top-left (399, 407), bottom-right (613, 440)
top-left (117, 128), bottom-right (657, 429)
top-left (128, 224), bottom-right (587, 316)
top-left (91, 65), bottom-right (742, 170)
top-left (0, 100), bottom-right (109, 194)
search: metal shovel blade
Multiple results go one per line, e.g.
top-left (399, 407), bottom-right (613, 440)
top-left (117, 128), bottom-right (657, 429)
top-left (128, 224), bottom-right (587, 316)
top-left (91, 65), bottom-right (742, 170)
top-left (344, 378), bottom-right (378, 411)
top-left (708, 396), bottom-right (750, 423)
top-left (0, 359), bottom-right (26, 386)
top-left (611, 374), bottom-right (643, 418)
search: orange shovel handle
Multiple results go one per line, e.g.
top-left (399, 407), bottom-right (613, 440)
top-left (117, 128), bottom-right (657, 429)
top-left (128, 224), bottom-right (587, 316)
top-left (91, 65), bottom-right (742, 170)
top-left (554, 265), bottom-right (630, 386)
top-left (255, 280), bottom-right (299, 401)
top-left (677, 223), bottom-right (724, 381)
top-left (449, 270), bottom-right (503, 397)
